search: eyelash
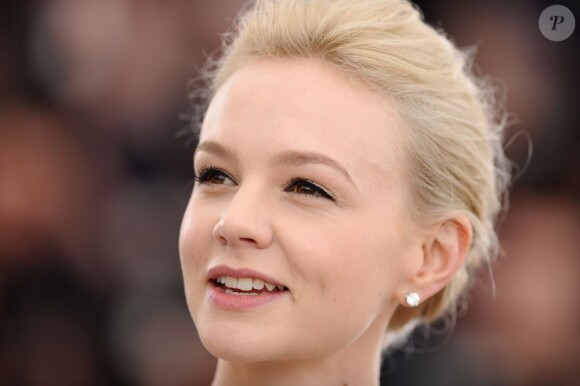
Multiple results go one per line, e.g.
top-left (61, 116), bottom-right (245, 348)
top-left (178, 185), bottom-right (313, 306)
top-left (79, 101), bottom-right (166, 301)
top-left (193, 165), bottom-right (336, 202)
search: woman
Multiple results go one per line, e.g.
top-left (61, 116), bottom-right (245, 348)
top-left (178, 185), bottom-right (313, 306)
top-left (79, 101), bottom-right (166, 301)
top-left (179, 0), bottom-right (510, 384)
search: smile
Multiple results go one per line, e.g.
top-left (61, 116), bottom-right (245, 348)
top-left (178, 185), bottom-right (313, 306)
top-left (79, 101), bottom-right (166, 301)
top-left (207, 266), bottom-right (290, 310)
top-left (213, 276), bottom-right (287, 295)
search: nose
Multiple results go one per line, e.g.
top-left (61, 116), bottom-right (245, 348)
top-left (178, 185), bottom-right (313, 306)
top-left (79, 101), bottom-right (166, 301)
top-left (212, 185), bottom-right (274, 249)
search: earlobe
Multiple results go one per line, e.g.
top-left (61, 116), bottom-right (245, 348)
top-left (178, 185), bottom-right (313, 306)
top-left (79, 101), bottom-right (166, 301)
top-left (400, 216), bottom-right (472, 306)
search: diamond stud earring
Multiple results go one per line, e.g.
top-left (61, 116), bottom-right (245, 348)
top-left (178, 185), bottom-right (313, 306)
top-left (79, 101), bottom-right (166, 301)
top-left (405, 292), bottom-right (421, 307)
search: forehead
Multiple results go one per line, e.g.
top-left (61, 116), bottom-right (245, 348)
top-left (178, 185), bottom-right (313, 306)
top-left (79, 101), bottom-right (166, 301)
top-left (201, 58), bottom-right (406, 181)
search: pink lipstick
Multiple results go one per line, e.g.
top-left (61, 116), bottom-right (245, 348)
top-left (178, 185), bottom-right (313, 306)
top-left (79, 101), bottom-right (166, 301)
top-left (206, 265), bottom-right (289, 310)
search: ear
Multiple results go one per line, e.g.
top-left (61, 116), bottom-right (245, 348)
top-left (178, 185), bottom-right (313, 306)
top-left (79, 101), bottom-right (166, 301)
top-left (399, 215), bottom-right (472, 305)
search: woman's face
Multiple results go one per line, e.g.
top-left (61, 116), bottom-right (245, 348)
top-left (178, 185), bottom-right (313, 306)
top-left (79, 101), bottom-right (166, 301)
top-left (179, 58), bottom-right (423, 362)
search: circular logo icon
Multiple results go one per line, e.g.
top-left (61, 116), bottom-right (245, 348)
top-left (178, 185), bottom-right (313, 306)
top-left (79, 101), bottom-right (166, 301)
top-left (539, 5), bottom-right (575, 41)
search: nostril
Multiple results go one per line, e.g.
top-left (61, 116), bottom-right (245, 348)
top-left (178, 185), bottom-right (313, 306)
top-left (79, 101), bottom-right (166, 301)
top-left (213, 216), bottom-right (273, 249)
top-left (217, 235), bottom-right (228, 245)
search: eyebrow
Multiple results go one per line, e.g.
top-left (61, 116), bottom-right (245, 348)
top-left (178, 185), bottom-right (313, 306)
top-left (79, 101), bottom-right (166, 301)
top-left (195, 140), bottom-right (357, 188)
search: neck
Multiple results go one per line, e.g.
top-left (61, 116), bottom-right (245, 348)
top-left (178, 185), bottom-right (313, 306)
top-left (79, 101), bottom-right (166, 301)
top-left (211, 314), bottom-right (389, 386)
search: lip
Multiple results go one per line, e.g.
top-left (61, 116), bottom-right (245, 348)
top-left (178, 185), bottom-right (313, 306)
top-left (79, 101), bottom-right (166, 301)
top-left (206, 265), bottom-right (289, 311)
top-left (207, 265), bottom-right (288, 288)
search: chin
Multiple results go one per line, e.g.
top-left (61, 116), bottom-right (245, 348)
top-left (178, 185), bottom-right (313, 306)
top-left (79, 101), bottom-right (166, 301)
top-left (196, 319), bottom-right (294, 363)
top-left (201, 331), bottom-right (280, 363)
top-left (196, 320), bottom-right (280, 363)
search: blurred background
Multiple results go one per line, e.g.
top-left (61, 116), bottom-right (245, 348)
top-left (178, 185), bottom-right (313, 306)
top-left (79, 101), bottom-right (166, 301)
top-left (0, 0), bottom-right (578, 385)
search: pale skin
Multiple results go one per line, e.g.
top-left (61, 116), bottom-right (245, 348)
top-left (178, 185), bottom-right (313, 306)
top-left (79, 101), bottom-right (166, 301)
top-left (179, 58), bottom-right (472, 386)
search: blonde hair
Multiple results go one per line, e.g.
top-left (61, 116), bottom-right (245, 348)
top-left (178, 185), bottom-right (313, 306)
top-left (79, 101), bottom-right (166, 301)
top-left (187, 0), bottom-right (510, 342)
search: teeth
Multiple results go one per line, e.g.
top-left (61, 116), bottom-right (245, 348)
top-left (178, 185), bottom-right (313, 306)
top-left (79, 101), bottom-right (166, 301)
top-left (252, 279), bottom-right (265, 290)
top-left (217, 276), bottom-right (284, 292)
top-left (237, 278), bottom-right (253, 291)
top-left (264, 282), bottom-right (276, 291)
top-left (224, 289), bottom-right (259, 296)
top-left (225, 276), bottom-right (238, 289)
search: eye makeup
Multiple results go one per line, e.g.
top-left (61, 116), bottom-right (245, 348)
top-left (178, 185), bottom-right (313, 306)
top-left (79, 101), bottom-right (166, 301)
top-left (194, 165), bottom-right (336, 202)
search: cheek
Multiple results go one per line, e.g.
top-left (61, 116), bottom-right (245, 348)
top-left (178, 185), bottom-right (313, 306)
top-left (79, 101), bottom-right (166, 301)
top-left (326, 230), bottom-right (403, 307)
top-left (303, 210), bottom-right (407, 289)
top-left (179, 199), bottom-right (215, 303)
top-left (284, 212), bottom-right (407, 336)
top-left (179, 200), bottom-right (197, 271)
top-left (179, 196), bottom-right (217, 256)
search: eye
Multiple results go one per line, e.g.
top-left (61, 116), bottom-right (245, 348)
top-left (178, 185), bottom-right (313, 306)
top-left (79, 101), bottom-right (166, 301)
top-left (284, 178), bottom-right (335, 201)
top-left (194, 167), bottom-right (334, 201)
top-left (194, 166), bottom-right (235, 186)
